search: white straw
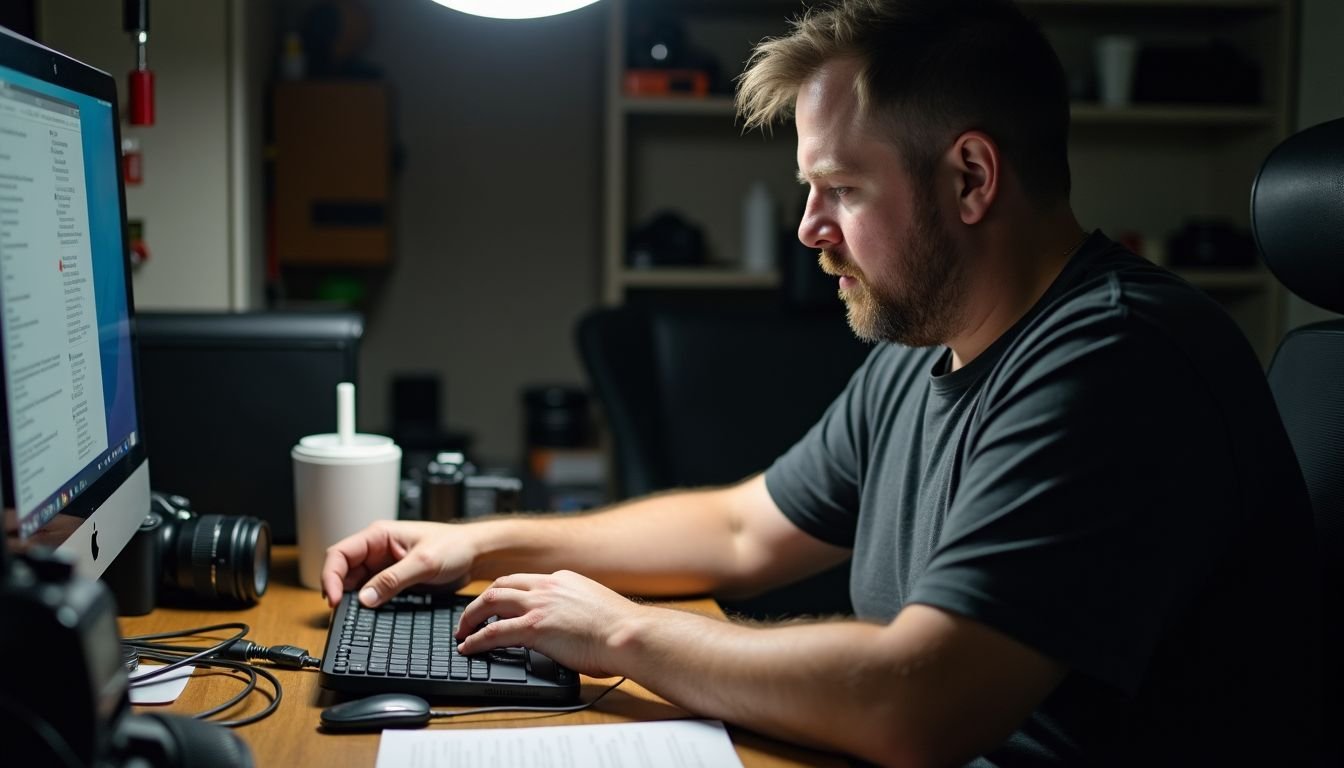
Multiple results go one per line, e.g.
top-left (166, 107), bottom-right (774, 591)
top-left (337, 382), bottom-right (355, 445)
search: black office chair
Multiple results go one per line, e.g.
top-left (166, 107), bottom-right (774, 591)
top-left (1250, 116), bottom-right (1344, 766)
top-left (576, 301), bottom-right (872, 619)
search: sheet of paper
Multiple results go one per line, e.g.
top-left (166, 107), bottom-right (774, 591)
top-left (127, 663), bottom-right (195, 705)
top-left (375, 718), bottom-right (744, 768)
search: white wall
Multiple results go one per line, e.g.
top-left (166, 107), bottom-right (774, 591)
top-left (39, 0), bottom-right (603, 462)
top-left (1286, 0), bottom-right (1344, 328)
top-left (39, 0), bottom-right (254, 310)
top-left (272, 0), bottom-right (605, 462)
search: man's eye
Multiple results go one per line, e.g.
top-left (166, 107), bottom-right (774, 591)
top-left (830, 186), bottom-right (851, 199)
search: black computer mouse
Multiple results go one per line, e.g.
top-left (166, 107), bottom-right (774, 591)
top-left (320, 693), bottom-right (433, 732)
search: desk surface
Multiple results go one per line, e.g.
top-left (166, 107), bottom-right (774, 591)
top-left (118, 547), bottom-right (846, 767)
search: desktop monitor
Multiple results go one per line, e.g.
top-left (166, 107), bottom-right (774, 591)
top-left (135, 311), bottom-right (363, 543)
top-left (0, 26), bottom-right (151, 578)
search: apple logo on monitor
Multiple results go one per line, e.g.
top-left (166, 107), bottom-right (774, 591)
top-left (91, 522), bottom-right (100, 561)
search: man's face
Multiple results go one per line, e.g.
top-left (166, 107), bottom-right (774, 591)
top-left (795, 59), bottom-right (968, 346)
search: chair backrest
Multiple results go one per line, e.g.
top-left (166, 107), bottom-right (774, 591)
top-left (1251, 116), bottom-right (1344, 763)
top-left (576, 303), bottom-right (872, 497)
top-left (575, 302), bottom-right (871, 618)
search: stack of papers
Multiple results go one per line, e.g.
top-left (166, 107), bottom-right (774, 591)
top-left (375, 719), bottom-right (744, 767)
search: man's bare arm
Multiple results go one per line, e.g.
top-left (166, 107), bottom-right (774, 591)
top-left (323, 473), bottom-right (850, 605)
top-left (459, 574), bottom-right (1066, 768)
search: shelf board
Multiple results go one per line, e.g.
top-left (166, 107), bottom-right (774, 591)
top-left (622, 96), bottom-right (1275, 128)
top-left (621, 95), bottom-right (738, 116)
top-left (643, 0), bottom-right (1283, 13)
top-left (620, 267), bottom-right (781, 290)
top-left (1173, 268), bottom-right (1273, 291)
top-left (1071, 103), bottom-right (1276, 126)
top-left (1020, 0), bottom-right (1279, 9)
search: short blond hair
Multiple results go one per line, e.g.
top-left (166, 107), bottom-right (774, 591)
top-left (735, 0), bottom-right (1072, 202)
top-left (735, 1), bottom-right (880, 132)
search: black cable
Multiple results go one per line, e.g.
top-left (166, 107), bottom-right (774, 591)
top-left (120, 622), bottom-right (299, 727)
top-left (133, 648), bottom-right (262, 726)
top-left (220, 639), bottom-right (321, 669)
top-left (122, 623), bottom-right (618, 729)
top-left (122, 622), bottom-right (249, 686)
top-left (201, 662), bottom-right (282, 727)
top-left (428, 677), bottom-right (627, 721)
top-left (129, 639), bottom-right (320, 669)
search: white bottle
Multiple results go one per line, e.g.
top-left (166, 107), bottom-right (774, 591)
top-left (281, 33), bottom-right (306, 81)
top-left (741, 181), bottom-right (778, 273)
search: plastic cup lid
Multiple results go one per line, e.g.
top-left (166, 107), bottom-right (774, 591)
top-left (293, 433), bottom-right (400, 460)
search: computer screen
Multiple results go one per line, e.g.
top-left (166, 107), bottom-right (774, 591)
top-left (136, 311), bottom-right (362, 543)
top-left (0, 26), bottom-right (150, 578)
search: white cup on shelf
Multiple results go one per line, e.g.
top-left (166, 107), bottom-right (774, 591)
top-left (1094, 35), bottom-right (1139, 108)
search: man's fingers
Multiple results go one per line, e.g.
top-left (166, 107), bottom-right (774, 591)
top-left (456, 586), bottom-right (534, 641)
top-left (321, 523), bottom-right (409, 605)
top-left (358, 551), bottom-right (437, 607)
top-left (322, 568), bottom-right (349, 608)
top-left (488, 573), bottom-right (545, 591)
top-left (457, 614), bottom-right (535, 655)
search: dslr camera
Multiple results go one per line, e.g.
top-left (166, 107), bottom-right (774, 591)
top-left (102, 492), bottom-right (271, 615)
top-left (1, 546), bottom-right (253, 767)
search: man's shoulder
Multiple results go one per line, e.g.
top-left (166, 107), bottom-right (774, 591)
top-left (1019, 237), bottom-right (1258, 374)
top-left (1049, 238), bottom-right (1221, 321)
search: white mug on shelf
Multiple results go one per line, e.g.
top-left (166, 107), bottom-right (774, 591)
top-left (1094, 35), bottom-right (1139, 108)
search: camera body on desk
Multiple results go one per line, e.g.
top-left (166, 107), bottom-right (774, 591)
top-left (0, 547), bottom-right (252, 767)
top-left (402, 452), bottom-right (523, 523)
top-left (102, 492), bottom-right (271, 615)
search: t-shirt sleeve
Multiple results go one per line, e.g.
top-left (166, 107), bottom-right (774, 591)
top-left (908, 292), bottom-right (1233, 696)
top-left (763, 346), bottom-right (883, 548)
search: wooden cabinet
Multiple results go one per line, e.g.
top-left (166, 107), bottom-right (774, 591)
top-left (273, 81), bottom-right (391, 267)
top-left (601, 0), bottom-right (1296, 360)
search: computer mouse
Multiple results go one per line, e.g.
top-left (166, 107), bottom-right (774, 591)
top-left (320, 693), bottom-right (433, 732)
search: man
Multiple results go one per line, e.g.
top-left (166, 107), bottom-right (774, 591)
top-left (324, 1), bottom-right (1320, 764)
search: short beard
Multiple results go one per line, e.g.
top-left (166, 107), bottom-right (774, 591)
top-left (820, 194), bottom-right (967, 347)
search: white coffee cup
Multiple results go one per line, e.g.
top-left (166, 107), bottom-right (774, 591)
top-left (292, 431), bottom-right (402, 591)
top-left (1095, 35), bottom-right (1139, 108)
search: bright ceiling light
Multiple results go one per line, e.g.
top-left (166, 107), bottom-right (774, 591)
top-left (429, 1), bottom-right (602, 19)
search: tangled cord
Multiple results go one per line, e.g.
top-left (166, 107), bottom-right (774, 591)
top-left (121, 622), bottom-right (318, 727)
top-left (125, 623), bottom-right (625, 728)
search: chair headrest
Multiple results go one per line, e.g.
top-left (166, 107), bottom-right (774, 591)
top-left (1250, 117), bottom-right (1344, 315)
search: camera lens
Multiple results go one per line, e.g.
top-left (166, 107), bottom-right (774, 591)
top-left (164, 514), bottom-right (271, 603)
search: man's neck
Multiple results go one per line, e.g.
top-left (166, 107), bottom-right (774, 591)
top-left (947, 210), bottom-right (1086, 371)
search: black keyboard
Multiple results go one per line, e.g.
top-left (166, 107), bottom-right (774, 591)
top-left (319, 591), bottom-right (579, 703)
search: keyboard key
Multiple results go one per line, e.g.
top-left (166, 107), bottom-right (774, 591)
top-left (490, 665), bottom-right (526, 683)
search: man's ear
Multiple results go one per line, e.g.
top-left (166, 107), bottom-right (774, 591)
top-left (947, 131), bottom-right (999, 225)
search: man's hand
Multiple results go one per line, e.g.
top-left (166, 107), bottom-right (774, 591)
top-left (321, 520), bottom-right (475, 608)
top-left (455, 570), bottom-right (653, 679)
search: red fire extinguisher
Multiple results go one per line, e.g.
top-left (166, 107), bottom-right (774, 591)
top-left (125, 0), bottom-right (154, 126)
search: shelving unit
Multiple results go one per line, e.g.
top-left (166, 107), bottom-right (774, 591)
top-left (602, 0), bottom-right (1296, 360)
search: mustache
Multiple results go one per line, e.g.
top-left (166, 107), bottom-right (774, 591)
top-left (817, 250), bottom-right (862, 280)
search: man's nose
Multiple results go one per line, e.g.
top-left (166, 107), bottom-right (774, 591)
top-left (798, 192), bottom-right (839, 250)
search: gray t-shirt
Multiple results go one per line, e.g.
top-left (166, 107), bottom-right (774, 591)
top-left (765, 232), bottom-right (1319, 765)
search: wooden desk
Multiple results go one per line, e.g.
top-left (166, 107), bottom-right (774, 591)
top-left (119, 547), bottom-right (846, 767)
